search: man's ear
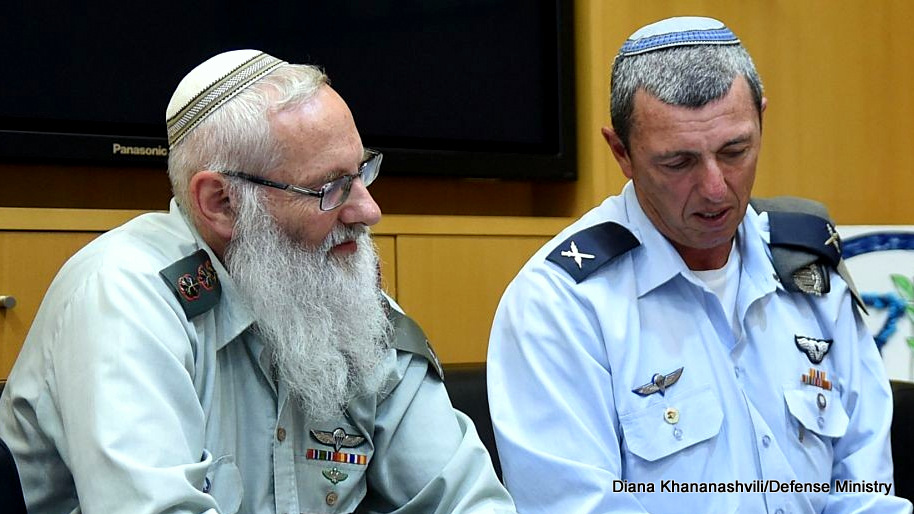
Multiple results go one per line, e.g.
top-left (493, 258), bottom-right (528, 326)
top-left (188, 170), bottom-right (236, 243)
top-left (601, 127), bottom-right (634, 179)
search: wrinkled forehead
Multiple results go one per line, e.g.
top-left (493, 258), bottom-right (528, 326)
top-left (269, 87), bottom-right (364, 180)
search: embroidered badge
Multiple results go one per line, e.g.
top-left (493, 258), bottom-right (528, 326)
top-left (801, 368), bottom-right (833, 390)
top-left (177, 274), bottom-right (201, 301)
top-left (197, 260), bottom-right (218, 290)
top-left (632, 367), bottom-right (684, 397)
top-left (795, 335), bottom-right (833, 364)
top-left (560, 241), bottom-right (595, 269)
top-left (311, 427), bottom-right (366, 452)
top-left (177, 261), bottom-right (219, 300)
top-left (322, 467), bottom-right (349, 484)
top-left (792, 264), bottom-right (828, 296)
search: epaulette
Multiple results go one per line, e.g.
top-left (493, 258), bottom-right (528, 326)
top-left (386, 298), bottom-right (444, 380)
top-left (159, 249), bottom-right (222, 319)
top-left (546, 222), bottom-right (640, 283)
top-left (751, 197), bottom-right (866, 312)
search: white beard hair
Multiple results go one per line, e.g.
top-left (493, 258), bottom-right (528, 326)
top-left (224, 188), bottom-right (391, 421)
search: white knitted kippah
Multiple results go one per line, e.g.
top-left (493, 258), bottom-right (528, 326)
top-left (165, 49), bottom-right (287, 148)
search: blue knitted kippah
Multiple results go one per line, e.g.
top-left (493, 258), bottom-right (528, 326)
top-left (619, 16), bottom-right (740, 57)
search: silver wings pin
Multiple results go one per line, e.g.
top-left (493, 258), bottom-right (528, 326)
top-left (311, 427), bottom-right (366, 452)
top-left (794, 335), bottom-right (833, 364)
top-left (632, 367), bottom-right (684, 397)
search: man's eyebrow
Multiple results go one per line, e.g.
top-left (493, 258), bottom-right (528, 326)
top-left (309, 150), bottom-right (371, 185)
top-left (652, 149), bottom-right (698, 161)
top-left (721, 134), bottom-right (752, 147)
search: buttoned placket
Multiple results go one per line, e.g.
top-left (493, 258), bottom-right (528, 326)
top-left (257, 342), bottom-right (301, 514)
top-left (272, 376), bottom-right (300, 513)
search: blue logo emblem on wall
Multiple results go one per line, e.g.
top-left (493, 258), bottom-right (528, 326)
top-left (842, 231), bottom-right (914, 375)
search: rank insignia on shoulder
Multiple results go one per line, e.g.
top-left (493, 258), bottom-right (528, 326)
top-left (546, 222), bottom-right (640, 283)
top-left (752, 197), bottom-right (866, 312)
top-left (766, 211), bottom-right (842, 267)
top-left (159, 249), bottom-right (221, 319)
top-left (795, 335), bottom-right (833, 364)
top-left (633, 367), bottom-right (684, 397)
top-left (560, 241), bottom-right (594, 269)
top-left (824, 223), bottom-right (842, 255)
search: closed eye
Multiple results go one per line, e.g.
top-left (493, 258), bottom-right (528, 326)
top-left (660, 157), bottom-right (692, 171)
top-left (720, 147), bottom-right (749, 160)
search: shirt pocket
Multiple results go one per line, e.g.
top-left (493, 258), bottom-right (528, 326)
top-left (783, 386), bottom-right (848, 438)
top-left (204, 453), bottom-right (244, 514)
top-left (619, 385), bottom-right (723, 462)
top-left (297, 428), bottom-right (373, 513)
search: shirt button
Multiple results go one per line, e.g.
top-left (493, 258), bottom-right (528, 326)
top-left (762, 435), bottom-right (771, 448)
top-left (734, 366), bottom-right (740, 378)
top-left (276, 427), bottom-right (287, 442)
top-left (326, 491), bottom-right (339, 506)
top-left (817, 392), bottom-right (827, 410)
top-left (664, 407), bottom-right (680, 424)
top-left (775, 509), bottom-right (784, 514)
top-left (818, 416), bottom-right (826, 429)
top-left (673, 428), bottom-right (683, 440)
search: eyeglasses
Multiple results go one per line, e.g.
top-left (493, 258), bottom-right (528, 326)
top-left (221, 148), bottom-right (382, 211)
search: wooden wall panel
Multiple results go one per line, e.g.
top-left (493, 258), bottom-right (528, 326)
top-left (395, 235), bottom-right (550, 363)
top-left (373, 235), bottom-right (397, 299)
top-left (0, 231), bottom-right (101, 377)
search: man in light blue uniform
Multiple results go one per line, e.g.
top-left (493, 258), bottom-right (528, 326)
top-left (0, 50), bottom-right (515, 513)
top-left (488, 17), bottom-right (911, 513)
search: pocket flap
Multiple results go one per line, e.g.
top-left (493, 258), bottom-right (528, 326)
top-left (620, 386), bottom-right (723, 462)
top-left (784, 387), bottom-right (848, 438)
top-left (205, 454), bottom-right (244, 514)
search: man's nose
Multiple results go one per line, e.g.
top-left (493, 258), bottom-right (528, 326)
top-left (338, 178), bottom-right (382, 226)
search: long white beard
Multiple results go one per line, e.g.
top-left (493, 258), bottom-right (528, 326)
top-left (224, 191), bottom-right (391, 421)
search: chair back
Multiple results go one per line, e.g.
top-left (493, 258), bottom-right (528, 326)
top-left (0, 380), bottom-right (27, 513)
top-left (892, 380), bottom-right (914, 500)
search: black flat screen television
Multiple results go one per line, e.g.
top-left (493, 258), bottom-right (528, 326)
top-left (0, 1), bottom-right (576, 180)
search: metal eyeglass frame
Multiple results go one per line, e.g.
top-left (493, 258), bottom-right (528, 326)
top-left (221, 148), bottom-right (382, 211)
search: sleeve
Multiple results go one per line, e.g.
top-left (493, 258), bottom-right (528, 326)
top-left (360, 353), bottom-right (516, 514)
top-left (487, 267), bottom-right (650, 513)
top-left (46, 262), bottom-right (220, 513)
top-left (823, 282), bottom-right (913, 514)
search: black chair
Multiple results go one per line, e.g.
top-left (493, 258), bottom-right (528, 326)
top-left (892, 380), bottom-right (914, 500)
top-left (0, 380), bottom-right (27, 513)
top-left (442, 362), bottom-right (501, 481)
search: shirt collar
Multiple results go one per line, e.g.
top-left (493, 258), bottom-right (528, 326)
top-left (737, 205), bottom-right (782, 299)
top-left (619, 183), bottom-right (779, 299)
top-left (169, 199), bottom-right (256, 351)
top-left (620, 183), bottom-right (691, 297)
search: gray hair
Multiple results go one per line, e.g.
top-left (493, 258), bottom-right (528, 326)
top-left (610, 44), bottom-right (764, 150)
top-left (167, 64), bottom-right (329, 211)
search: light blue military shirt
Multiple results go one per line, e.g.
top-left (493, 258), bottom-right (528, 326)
top-left (0, 200), bottom-right (514, 514)
top-left (488, 182), bottom-right (911, 513)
